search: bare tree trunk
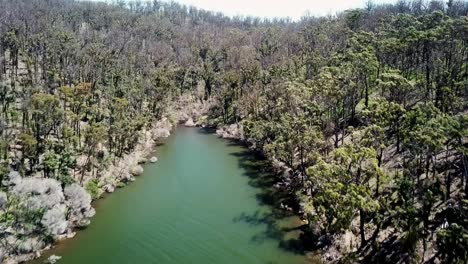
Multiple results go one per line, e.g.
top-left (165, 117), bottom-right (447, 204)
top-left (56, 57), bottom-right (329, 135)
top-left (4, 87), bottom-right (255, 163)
top-left (360, 209), bottom-right (366, 247)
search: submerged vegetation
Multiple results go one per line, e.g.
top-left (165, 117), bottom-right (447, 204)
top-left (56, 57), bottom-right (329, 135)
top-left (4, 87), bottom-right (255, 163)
top-left (0, 0), bottom-right (467, 263)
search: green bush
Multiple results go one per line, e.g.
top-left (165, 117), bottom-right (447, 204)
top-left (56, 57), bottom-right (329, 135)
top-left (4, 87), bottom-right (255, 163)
top-left (437, 223), bottom-right (468, 264)
top-left (85, 180), bottom-right (101, 200)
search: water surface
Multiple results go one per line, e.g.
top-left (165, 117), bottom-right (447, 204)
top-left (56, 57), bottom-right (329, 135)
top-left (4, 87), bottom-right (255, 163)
top-left (36, 127), bottom-right (307, 264)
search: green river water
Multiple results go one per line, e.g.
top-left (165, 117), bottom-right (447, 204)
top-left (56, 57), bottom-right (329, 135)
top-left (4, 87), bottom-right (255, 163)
top-left (35, 127), bottom-right (309, 264)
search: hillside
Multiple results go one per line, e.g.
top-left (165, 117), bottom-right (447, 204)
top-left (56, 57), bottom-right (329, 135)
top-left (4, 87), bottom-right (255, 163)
top-left (0, 0), bottom-right (467, 263)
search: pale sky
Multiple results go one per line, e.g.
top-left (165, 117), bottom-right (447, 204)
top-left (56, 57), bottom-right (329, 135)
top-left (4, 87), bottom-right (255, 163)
top-left (163, 0), bottom-right (397, 19)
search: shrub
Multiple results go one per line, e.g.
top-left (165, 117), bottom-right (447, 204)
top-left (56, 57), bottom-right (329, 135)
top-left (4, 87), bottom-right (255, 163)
top-left (85, 180), bottom-right (101, 200)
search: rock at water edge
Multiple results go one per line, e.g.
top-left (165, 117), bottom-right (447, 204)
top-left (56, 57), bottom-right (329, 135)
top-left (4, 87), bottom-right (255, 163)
top-left (130, 165), bottom-right (144, 176)
top-left (184, 118), bottom-right (196, 127)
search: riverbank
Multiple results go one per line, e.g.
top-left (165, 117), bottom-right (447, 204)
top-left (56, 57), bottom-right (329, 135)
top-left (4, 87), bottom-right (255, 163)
top-left (212, 123), bottom-right (325, 260)
top-left (31, 127), bottom-right (311, 264)
top-left (0, 95), bottom-right (210, 264)
top-left (214, 123), bottom-right (296, 192)
top-left (92, 94), bottom-right (213, 196)
top-left (1, 94), bottom-right (310, 264)
top-left (213, 121), bottom-right (405, 263)
top-left (0, 118), bottom-right (175, 264)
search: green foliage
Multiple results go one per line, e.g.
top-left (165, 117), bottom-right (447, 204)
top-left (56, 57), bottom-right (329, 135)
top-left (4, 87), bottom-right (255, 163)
top-left (304, 143), bottom-right (381, 237)
top-left (19, 133), bottom-right (37, 157)
top-left (30, 93), bottom-right (64, 142)
top-left (392, 174), bottom-right (423, 254)
top-left (437, 224), bottom-right (468, 263)
top-left (0, 0), bottom-right (466, 262)
top-left (0, 164), bottom-right (7, 185)
top-left (0, 139), bottom-right (7, 160)
top-left (0, 195), bottom-right (45, 234)
top-left (85, 180), bottom-right (102, 200)
top-left (377, 69), bottom-right (415, 107)
top-left (43, 151), bottom-right (60, 177)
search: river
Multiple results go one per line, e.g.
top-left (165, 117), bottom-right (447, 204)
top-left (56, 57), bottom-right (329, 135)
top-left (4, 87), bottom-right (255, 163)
top-left (34, 127), bottom-right (309, 264)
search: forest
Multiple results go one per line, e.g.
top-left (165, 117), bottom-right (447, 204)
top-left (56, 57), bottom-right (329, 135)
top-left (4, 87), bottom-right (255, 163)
top-left (0, 0), bottom-right (467, 263)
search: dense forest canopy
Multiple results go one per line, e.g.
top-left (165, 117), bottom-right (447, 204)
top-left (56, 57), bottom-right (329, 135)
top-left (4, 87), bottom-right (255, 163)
top-left (0, 0), bottom-right (467, 263)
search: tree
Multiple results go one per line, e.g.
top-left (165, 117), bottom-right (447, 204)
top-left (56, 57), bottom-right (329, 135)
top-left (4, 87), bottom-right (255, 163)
top-left (0, 0), bottom-right (467, 262)
top-left (29, 93), bottom-right (63, 145)
top-left (81, 122), bottom-right (106, 184)
top-left (147, 68), bottom-right (174, 117)
top-left (344, 31), bottom-right (379, 109)
top-left (392, 173), bottom-right (424, 260)
top-left (436, 199), bottom-right (468, 264)
top-left (43, 151), bottom-right (60, 178)
top-left (19, 133), bottom-right (38, 172)
top-left (377, 69), bottom-right (415, 107)
top-left (437, 223), bottom-right (468, 263)
top-left (305, 143), bottom-right (382, 246)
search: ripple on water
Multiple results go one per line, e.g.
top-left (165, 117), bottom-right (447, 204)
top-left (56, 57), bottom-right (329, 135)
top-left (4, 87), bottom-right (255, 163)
top-left (31, 128), bottom-right (310, 264)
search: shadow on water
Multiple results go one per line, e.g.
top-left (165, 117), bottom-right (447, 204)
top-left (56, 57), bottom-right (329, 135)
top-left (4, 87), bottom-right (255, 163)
top-left (197, 127), bottom-right (217, 134)
top-left (224, 139), bottom-right (315, 256)
top-left (196, 128), bottom-right (322, 260)
top-left (198, 128), bottom-right (417, 264)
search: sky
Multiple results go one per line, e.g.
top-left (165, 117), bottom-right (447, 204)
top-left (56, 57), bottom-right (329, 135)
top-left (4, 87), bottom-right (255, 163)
top-left (162, 0), bottom-right (397, 20)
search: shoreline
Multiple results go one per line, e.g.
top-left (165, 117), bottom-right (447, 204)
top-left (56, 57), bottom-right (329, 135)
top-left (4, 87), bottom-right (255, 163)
top-left (5, 108), bottom-right (301, 264)
top-left (7, 96), bottom-right (211, 264)
top-left (3, 117), bottom-right (177, 264)
top-left (18, 120), bottom-right (309, 264)
top-left (213, 123), bottom-right (321, 259)
top-left (0, 95), bottom-right (209, 264)
top-left (32, 123), bottom-right (177, 264)
top-left (32, 125), bottom-right (313, 264)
